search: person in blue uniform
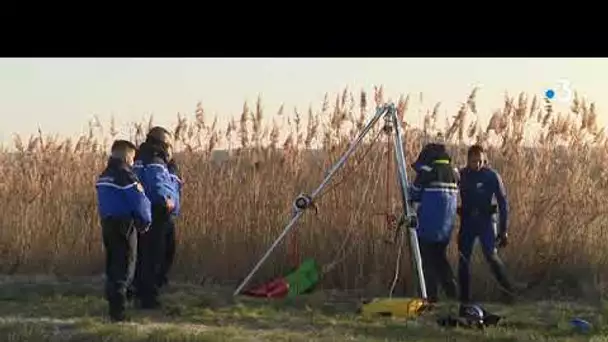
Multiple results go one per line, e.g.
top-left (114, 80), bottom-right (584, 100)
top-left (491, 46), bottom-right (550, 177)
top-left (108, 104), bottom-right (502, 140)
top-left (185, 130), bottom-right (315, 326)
top-left (95, 140), bottom-right (152, 322)
top-left (457, 144), bottom-right (515, 304)
top-left (409, 143), bottom-right (459, 303)
top-left (158, 157), bottom-right (182, 288)
top-left (131, 126), bottom-right (180, 309)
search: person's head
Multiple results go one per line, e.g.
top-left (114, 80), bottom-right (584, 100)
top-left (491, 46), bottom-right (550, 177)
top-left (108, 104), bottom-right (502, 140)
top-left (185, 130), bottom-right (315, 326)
top-left (467, 144), bottom-right (486, 171)
top-left (411, 143), bottom-right (450, 172)
top-left (146, 126), bottom-right (173, 160)
top-left (110, 140), bottom-right (138, 166)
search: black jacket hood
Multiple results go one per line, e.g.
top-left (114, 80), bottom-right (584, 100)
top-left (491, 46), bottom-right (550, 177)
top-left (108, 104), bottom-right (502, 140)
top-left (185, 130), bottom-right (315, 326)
top-left (136, 140), bottom-right (170, 164)
top-left (411, 143), bottom-right (451, 170)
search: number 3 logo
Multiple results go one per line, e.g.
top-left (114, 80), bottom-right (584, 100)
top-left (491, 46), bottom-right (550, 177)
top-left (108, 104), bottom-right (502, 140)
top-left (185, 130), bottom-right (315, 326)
top-left (554, 79), bottom-right (573, 103)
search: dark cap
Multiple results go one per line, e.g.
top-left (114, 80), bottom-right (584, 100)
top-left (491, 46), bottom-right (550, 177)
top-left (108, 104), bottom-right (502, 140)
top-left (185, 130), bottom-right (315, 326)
top-left (415, 143), bottom-right (448, 165)
top-left (111, 139), bottom-right (137, 152)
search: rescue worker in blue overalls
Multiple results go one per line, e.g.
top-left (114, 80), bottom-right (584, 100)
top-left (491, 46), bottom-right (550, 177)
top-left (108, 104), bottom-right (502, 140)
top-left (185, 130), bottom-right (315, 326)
top-left (409, 143), bottom-right (459, 303)
top-left (132, 127), bottom-right (180, 309)
top-left (95, 140), bottom-right (152, 322)
top-left (457, 144), bottom-right (515, 304)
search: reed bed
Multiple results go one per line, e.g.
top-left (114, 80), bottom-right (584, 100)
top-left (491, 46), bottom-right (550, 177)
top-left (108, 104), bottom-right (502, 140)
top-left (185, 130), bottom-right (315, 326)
top-left (1, 86), bottom-right (607, 301)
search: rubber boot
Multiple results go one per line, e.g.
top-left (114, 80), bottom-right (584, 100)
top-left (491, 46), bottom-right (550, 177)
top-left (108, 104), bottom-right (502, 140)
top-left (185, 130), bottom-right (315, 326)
top-left (109, 300), bottom-right (128, 322)
top-left (137, 295), bottom-right (161, 310)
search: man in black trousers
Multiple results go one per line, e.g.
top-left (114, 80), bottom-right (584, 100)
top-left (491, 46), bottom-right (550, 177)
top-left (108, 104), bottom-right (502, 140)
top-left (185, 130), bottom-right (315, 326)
top-left (132, 127), bottom-right (181, 309)
top-left (95, 140), bottom-right (152, 321)
top-left (158, 157), bottom-right (182, 289)
top-left (409, 143), bottom-right (459, 303)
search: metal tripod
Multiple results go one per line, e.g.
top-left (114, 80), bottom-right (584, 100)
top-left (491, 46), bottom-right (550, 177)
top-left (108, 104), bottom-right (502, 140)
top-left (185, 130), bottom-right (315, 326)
top-left (232, 102), bottom-right (428, 299)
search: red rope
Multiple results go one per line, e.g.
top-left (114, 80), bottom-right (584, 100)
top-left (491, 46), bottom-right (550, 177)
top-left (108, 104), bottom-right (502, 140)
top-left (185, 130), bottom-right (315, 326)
top-left (385, 135), bottom-right (396, 229)
top-left (386, 135), bottom-right (392, 220)
top-left (289, 230), bottom-right (299, 267)
top-left (286, 130), bottom-right (384, 268)
top-left (373, 131), bottom-right (396, 230)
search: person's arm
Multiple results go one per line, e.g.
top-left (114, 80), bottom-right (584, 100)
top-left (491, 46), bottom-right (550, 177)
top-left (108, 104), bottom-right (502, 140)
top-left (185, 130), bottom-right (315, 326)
top-left (408, 165), bottom-right (432, 203)
top-left (144, 163), bottom-right (175, 213)
top-left (122, 175), bottom-right (152, 232)
top-left (493, 170), bottom-right (509, 235)
top-left (168, 159), bottom-right (183, 194)
top-left (456, 167), bottom-right (465, 215)
top-left (167, 159), bottom-right (182, 216)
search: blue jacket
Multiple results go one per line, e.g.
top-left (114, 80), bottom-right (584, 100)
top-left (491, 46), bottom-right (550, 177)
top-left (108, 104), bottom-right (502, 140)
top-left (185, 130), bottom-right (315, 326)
top-left (458, 167), bottom-right (508, 234)
top-left (95, 157), bottom-right (152, 229)
top-left (167, 159), bottom-right (183, 217)
top-left (409, 156), bottom-right (459, 243)
top-left (133, 141), bottom-right (181, 218)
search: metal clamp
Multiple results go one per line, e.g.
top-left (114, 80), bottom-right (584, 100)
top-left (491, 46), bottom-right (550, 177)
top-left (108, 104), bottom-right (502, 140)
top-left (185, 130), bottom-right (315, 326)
top-left (382, 114), bottom-right (393, 134)
top-left (401, 214), bottom-right (418, 229)
top-left (293, 194), bottom-right (313, 211)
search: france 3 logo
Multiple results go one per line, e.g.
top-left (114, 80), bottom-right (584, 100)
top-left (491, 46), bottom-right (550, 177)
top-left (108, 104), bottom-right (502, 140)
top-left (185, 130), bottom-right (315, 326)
top-left (544, 80), bottom-right (573, 104)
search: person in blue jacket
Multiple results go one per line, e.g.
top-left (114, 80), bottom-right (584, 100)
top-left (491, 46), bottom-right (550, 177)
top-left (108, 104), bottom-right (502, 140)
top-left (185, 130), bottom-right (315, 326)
top-left (131, 126), bottom-right (180, 309)
top-left (409, 143), bottom-right (459, 303)
top-left (457, 144), bottom-right (515, 304)
top-left (95, 139), bottom-right (152, 322)
top-left (159, 157), bottom-right (182, 288)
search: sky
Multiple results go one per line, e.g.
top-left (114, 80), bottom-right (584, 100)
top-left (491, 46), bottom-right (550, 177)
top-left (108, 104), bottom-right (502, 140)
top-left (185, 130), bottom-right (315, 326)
top-left (0, 58), bottom-right (606, 148)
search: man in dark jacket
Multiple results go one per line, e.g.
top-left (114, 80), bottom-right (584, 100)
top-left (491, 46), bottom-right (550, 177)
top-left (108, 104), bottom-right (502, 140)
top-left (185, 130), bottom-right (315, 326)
top-left (409, 143), bottom-right (459, 303)
top-left (131, 127), bottom-right (180, 308)
top-left (95, 140), bottom-right (152, 321)
top-left (457, 144), bottom-right (515, 304)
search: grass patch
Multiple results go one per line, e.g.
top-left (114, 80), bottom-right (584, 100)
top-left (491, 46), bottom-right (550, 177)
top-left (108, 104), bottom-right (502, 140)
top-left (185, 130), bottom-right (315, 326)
top-left (0, 277), bottom-right (604, 341)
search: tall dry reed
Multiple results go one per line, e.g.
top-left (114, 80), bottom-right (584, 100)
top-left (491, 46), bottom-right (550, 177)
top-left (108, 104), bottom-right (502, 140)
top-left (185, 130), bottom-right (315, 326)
top-left (1, 87), bottom-right (607, 301)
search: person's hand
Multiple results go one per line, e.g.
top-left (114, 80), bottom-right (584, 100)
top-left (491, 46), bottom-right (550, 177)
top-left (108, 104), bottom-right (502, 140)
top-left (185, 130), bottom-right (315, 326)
top-left (133, 220), bottom-right (150, 234)
top-left (496, 232), bottom-right (508, 248)
top-left (139, 224), bottom-right (150, 234)
top-left (166, 198), bottom-right (175, 213)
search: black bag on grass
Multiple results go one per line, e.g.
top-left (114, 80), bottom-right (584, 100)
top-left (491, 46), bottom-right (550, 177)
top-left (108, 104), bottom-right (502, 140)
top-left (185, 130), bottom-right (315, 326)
top-left (437, 304), bottom-right (502, 329)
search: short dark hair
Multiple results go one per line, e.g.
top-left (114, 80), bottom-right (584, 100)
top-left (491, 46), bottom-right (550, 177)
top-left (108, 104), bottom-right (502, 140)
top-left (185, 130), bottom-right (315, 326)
top-left (111, 139), bottom-right (137, 153)
top-left (416, 143), bottom-right (448, 164)
top-left (146, 126), bottom-right (172, 144)
top-left (467, 144), bottom-right (485, 158)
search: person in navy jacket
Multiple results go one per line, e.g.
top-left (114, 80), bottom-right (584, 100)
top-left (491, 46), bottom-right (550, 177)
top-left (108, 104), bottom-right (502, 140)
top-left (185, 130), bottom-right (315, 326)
top-left (95, 139), bottom-right (151, 322)
top-left (457, 144), bottom-right (515, 304)
top-left (409, 143), bottom-right (459, 303)
top-left (159, 157), bottom-right (182, 288)
top-left (131, 126), bottom-right (180, 309)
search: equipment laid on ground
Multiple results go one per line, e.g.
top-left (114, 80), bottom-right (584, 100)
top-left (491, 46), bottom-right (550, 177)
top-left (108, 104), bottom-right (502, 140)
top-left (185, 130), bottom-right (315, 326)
top-left (241, 258), bottom-right (320, 298)
top-left (359, 297), bottom-right (428, 318)
top-left (233, 103), bottom-right (429, 316)
top-left (570, 318), bottom-right (592, 333)
top-left (436, 303), bottom-right (502, 329)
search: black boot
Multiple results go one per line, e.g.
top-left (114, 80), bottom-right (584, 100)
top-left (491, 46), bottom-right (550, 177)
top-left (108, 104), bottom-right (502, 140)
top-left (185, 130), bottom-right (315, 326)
top-left (137, 296), bottom-right (161, 310)
top-left (499, 288), bottom-right (516, 304)
top-left (126, 286), bottom-right (136, 302)
top-left (109, 302), bottom-right (128, 322)
top-left (110, 310), bottom-right (127, 322)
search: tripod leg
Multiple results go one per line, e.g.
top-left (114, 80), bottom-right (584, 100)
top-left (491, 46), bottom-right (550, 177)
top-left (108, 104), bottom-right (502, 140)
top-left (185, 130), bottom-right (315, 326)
top-left (408, 228), bottom-right (427, 299)
top-left (388, 107), bottom-right (427, 300)
top-left (233, 105), bottom-right (389, 296)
